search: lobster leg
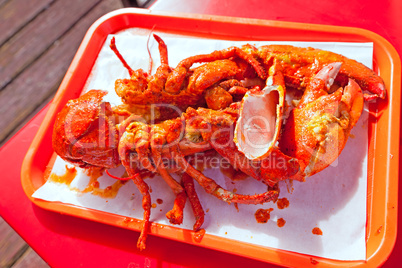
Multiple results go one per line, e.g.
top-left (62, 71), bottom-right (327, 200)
top-left (128, 172), bottom-right (151, 251)
top-left (146, 34), bottom-right (172, 94)
top-left (181, 173), bottom-right (205, 231)
top-left (105, 168), bottom-right (150, 251)
top-left (154, 162), bottom-right (187, 225)
top-left (117, 128), bottom-right (152, 251)
top-left (122, 119), bottom-right (188, 225)
top-left (165, 46), bottom-right (267, 94)
top-left (171, 146), bottom-right (278, 204)
top-left (152, 140), bottom-right (185, 225)
top-left (150, 119), bottom-right (189, 224)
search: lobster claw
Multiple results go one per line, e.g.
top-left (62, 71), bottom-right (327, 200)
top-left (280, 62), bottom-right (364, 178)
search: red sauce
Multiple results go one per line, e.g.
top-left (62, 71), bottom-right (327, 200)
top-left (80, 168), bottom-right (125, 198)
top-left (277, 218), bottom-right (286, 227)
top-left (234, 203), bottom-right (239, 212)
top-left (194, 228), bottom-right (206, 243)
top-left (156, 198), bottom-right (163, 204)
top-left (83, 167), bottom-right (104, 180)
top-left (310, 258), bottom-right (319, 265)
top-left (90, 180), bottom-right (126, 198)
top-left (79, 169), bottom-right (102, 193)
top-left (121, 217), bottom-right (142, 227)
top-left (49, 166), bottom-right (128, 199)
top-left (277, 198), bottom-right (289, 209)
top-left (254, 208), bottom-right (274, 223)
top-left (92, 181), bottom-right (100, 188)
top-left (377, 226), bottom-right (383, 234)
top-left (49, 165), bottom-right (77, 185)
top-left (312, 227), bottom-right (323, 235)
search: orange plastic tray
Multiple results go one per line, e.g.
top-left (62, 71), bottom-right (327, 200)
top-left (21, 8), bottom-right (400, 267)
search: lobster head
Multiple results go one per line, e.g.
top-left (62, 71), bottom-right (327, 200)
top-left (52, 90), bottom-right (120, 169)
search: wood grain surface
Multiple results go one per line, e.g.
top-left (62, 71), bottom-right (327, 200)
top-left (0, 0), bottom-right (126, 266)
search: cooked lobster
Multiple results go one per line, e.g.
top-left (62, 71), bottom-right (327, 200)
top-left (51, 37), bottom-right (380, 250)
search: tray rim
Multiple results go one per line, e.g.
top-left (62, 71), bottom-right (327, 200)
top-left (21, 7), bottom-right (401, 267)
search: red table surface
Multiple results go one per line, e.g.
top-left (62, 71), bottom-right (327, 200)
top-left (1, 0), bottom-right (401, 267)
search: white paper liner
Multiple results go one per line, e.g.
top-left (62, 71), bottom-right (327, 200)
top-left (33, 31), bottom-right (372, 261)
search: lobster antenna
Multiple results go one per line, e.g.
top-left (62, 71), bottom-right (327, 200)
top-left (110, 37), bottom-right (134, 77)
top-left (152, 33), bottom-right (169, 66)
top-left (146, 24), bottom-right (157, 75)
top-left (106, 169), bottom-right (140, 181)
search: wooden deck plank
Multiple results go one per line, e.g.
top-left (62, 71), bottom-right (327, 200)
top-left (1, 92), bottom-right (53, 148)
top-left (0, 0), bottom-right (101, 91)
top-left (0, 0), bottom-right (54, 46)
top-left (0, 217), bottom-right (29, 267)
top-left (0, 0), bottom-right (122, 145)
top-left (0, 0), bottom-right (8, 7)
top-left (0, 217), bottom-right (12, 242)
top-left (0, 217), bottom-right (23, 251)
top-left (0, 0), bottom-right (123, 265)
top-left (11, 248), bottom-right (50, 268)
